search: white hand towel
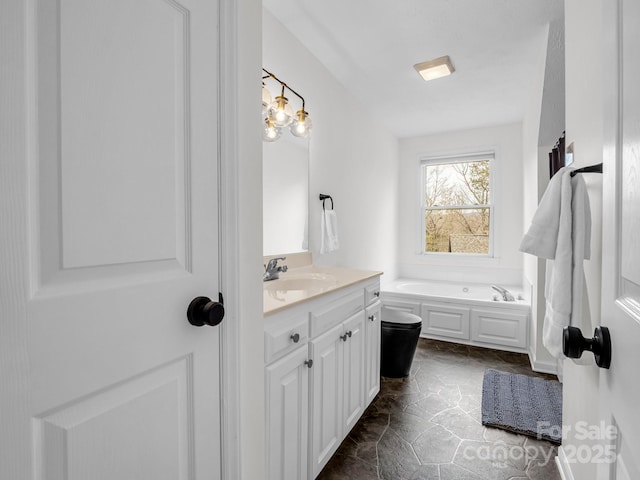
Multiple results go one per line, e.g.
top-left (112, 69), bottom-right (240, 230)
top-left (320, 210), bottom-right (339, 254)
top-left (520, 167), bottom-right (591, 360)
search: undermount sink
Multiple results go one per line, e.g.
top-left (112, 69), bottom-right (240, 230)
top-left (264, 273), bottom-right (337, 292)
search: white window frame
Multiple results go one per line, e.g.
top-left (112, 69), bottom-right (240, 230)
top-left (419, 151), bottom-right (495, 257)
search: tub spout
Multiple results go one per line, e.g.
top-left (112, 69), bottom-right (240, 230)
top-left (491, 285), bottom-right (515, 302)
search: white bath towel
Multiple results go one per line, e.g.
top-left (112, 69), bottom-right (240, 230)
top-left (320, 209), bottom-right (339, 254)
top-left (520, 167), bottom-right (591, 360)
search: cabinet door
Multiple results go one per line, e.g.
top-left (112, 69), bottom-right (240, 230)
top-left (266, 345), bottom-right (310, 480)
top-left (309, 323), bottom-right (344, 479)
top-left (343, 311), bottom-right (366, 433)
top-left (365, 301), bottom-right (382, 405)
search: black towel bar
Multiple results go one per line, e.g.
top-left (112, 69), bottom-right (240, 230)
top-left (570, 163), bottom-right (603, 177)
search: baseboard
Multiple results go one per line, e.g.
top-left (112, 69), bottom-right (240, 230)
top-left (555, 447), bottom-right (575, 480)
top-left (528, 347), bottom-right (558, 375)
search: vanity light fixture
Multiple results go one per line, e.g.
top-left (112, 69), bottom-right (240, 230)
top-left (414, 55), bottom-right (455, 82)
top-left (263, 116), bottom-right (282, 142)
top-left (262, 68), bottom-right (312, 141)
top-left (261, 82), bottom-right (272, 115)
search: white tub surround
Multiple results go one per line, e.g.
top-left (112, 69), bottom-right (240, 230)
top-left (263, 264), bottom-right (382, 480)
top-left (382, 278), bottom-right (531, 355)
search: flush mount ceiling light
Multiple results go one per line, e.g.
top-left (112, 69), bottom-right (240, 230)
top-left (262, 68), bottom-right (312, 142)
top-left (414, 55), bottom-right (455, 82)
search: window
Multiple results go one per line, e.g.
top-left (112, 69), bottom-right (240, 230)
top-left (421, 153), bottom-right (493, 255)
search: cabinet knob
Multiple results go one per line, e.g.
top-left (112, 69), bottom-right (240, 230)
top-left (347, 330), bottom-right (352, 338)
top-left (340, 333), bottom-right (348, 342)
top-left (368, 315), bottom-right (375, 322)
top-left (304, 359), bottom-right (313, 368)
top-left (290, 333), bottom-right (300, 343)
top-left (373, 291), bottom-right (380, 298)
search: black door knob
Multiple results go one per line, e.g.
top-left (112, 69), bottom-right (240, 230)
top-left (187, 295), bottom-right (225, 327)
top-left (563, 325), bottom-right (611, 369)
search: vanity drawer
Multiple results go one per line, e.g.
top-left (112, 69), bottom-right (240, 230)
top-left (310, 290), bottom-right (364, 338)
top-left (265, 313), bottom-right (310, 364)
top-left (364, 280), bottom-right (381, 306)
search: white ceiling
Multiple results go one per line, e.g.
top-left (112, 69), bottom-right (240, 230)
top-left (263, 0), bottom-right (564, 139)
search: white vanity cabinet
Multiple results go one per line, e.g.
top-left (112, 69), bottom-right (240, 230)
top-left (265, 275), bottom-right (381, 480)
top-left (309, 310), bottom-right (366, 478)
top-left (265, 309), bottom-right (312, 480)
top-left (364, 300), bottom-right (382, 404)
top-left (265, 344), bottom-right (310, 480)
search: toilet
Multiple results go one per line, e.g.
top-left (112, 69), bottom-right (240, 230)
top-left (380, 308), bottom-right (422, 378)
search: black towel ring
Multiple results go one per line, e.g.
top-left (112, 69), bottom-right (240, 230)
top-left (319, 194), bottom-right (333, 210)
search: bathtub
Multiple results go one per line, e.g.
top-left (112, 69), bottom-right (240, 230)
top-left (381, 278), bottom-right (531, 353)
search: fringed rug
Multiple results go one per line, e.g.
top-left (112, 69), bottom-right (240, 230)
top-left (481, 369), bottom-right (562, 444)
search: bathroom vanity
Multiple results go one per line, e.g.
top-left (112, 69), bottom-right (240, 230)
top-left (263, 262), bottom-right (382, 480)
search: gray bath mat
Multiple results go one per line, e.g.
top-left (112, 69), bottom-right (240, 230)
top-left (481, 369), bottom-right (562, 444)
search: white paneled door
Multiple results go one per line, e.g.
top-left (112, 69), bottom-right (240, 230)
top-left (600, 0), bottom-right (640, 478)
top-left (1, 0), bottom-right (223, 478)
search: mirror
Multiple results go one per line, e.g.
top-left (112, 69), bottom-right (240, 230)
top-left (263, 135), bottom-right (309, 255)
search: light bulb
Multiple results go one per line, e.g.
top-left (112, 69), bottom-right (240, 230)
top-left (290, 110), bottom-right (312, 138)
top-left (263, 116), bottom-right (282, 142)
top-left (261, 83), bottom-right (272, 115)
top-left (270, 95), bottom-right (294, 127)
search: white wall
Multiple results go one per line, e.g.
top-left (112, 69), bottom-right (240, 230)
top-left (263, 10), bottom-right (399, 286)
top-left (235, 0), bottom-right (265, 478)
top-left (521, 22), bottom-right (558, 374)
top-left (398, 123), bottom-right (524, 286)
top-left (559, 1), bottom-right (604, 479)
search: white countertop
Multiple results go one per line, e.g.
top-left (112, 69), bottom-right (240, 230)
top-left (263, 265), bottom-right (382, 316)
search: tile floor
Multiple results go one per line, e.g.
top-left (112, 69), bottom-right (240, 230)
top-left (317, 338), bottom-right (562, 480)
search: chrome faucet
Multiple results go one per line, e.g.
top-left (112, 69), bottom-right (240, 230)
top-left (263, 257), bottom-right (288, 282)
top-left (491, 285), bottom-right (515, 301)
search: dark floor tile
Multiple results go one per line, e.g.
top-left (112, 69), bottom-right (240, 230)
top-left (316, 452), bottom-right (380, 480)
top-left (320, 339), bottom-right (563, 480)
top-left (378, 428), bottom-right (422, 480)
top-left (387, 410), bottom-right (435, 443)
top-left (430, 407), bottom-right (486, 441)
top-left (453, 439), bottom-right (529, 480)
top-left (404, 393), bottom-right (456, 421)
top-left (354, 441), bottom-right (379, 466)
top-left (457, 393), bottom-right (482, 413)
top-left (406, 464), bottom-right (440, 479)
top-left (412, 423), bottom-right (461, 464)
top-left (439, 463), bottom-right (487, 480)
top-left (483, 426), bottom-right (526, 446)
top-left (379, 377), bottom-right (420, 396)
top-left (347, 410), bottom-right (389, 444)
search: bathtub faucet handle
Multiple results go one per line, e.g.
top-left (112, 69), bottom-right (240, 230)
top-left (491, 285), bottom-right (515, 302)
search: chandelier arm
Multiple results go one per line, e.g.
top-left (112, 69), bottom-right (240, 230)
top-left (262, 68), bottom-right (306, 110)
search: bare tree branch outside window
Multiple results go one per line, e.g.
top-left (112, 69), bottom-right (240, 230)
top-left (423, 157), bottom-right (492, 254)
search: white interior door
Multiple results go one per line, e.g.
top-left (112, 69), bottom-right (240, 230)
top-left (600, 0), bottom-right (640, 478)
top-left (1, 0), bottom-right (222, 478)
